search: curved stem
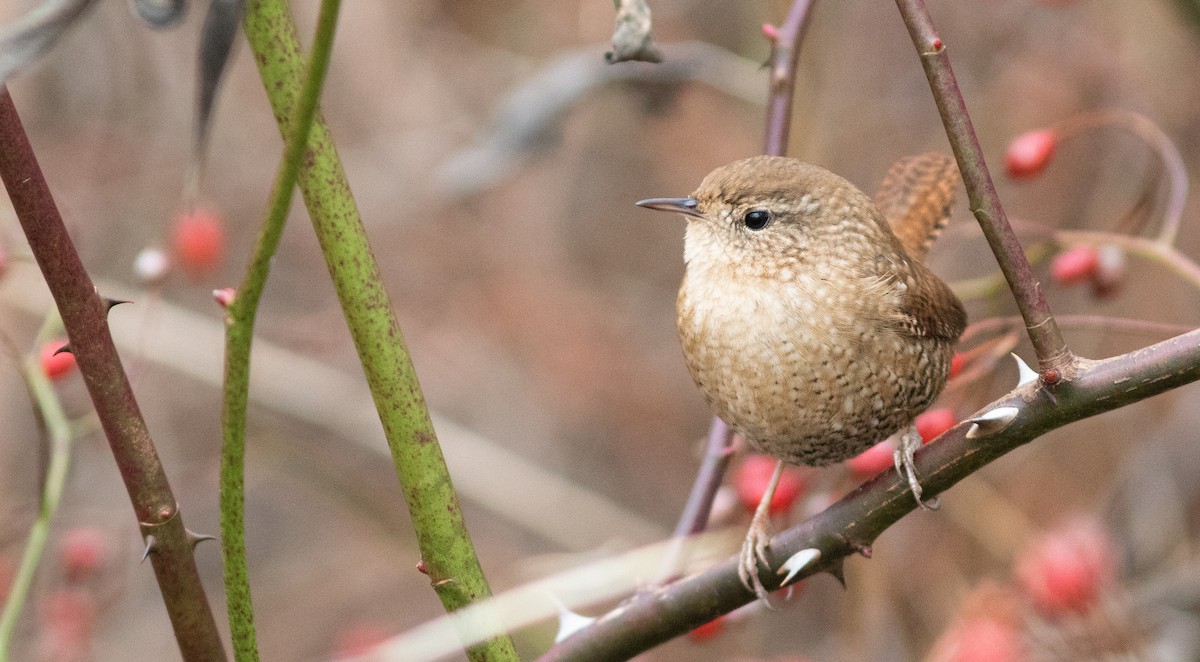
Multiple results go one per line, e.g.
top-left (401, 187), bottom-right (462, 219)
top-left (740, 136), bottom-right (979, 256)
top-left (1052, 110), bottom-right (1188, 247)
top-left (220, 1), bottom-right (340, 659)
top-left (0, 347), bottom-right (75, 659)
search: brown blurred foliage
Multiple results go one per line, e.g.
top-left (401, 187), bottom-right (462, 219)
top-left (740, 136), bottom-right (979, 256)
top-left (3, 1), bottom-right (1200, 660)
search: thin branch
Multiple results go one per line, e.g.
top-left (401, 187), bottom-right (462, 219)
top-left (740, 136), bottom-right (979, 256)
top-left (220, 1), bottom-right (340, 659)
top-left (895, 0), bottom-right (1073, 374)
top-left (0, 88), bottom-right (225, 661)
top-left (763, 0), bottom-right (818, 156)
top-left (0, 326), bottom-right (75, 658)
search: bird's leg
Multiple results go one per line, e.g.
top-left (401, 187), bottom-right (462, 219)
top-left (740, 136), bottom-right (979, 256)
top-left (738, 459), bottom-right (783, 601)
top-left (894, 425), bottom-right (939, 510)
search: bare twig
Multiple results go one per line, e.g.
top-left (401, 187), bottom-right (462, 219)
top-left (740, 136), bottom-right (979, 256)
top-left (763, 0), bottom-right (817, 156)
top-left (896, 0), bottom-right (1072, 375)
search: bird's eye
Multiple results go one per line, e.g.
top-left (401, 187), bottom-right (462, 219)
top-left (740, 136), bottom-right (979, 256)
top-left (743, 209), bottom-right (771, 230)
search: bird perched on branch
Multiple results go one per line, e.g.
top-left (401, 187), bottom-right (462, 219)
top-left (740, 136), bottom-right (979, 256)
top-left (638, 153), bottom-right (966, 599)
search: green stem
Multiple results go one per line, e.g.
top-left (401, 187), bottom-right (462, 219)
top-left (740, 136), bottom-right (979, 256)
top-left (0, 347), bottom-right (74, 660)
top-left (219, 2), bottom-right (341, 660)
top-left (242, 2), bottom-right (517, 660)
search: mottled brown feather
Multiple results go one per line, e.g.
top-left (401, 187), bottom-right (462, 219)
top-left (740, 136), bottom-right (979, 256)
top-left (874, 152), bottom-right (959, 261)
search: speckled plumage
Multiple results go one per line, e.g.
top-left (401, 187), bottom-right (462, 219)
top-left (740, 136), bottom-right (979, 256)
top-left (671, 154), bottom-right (966, 466)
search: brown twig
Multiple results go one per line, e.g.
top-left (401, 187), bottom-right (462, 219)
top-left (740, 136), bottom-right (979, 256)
top-left (0, 88), bottom-right (225, 660)
top-left (763, 0), bottom-right (818, 156)
top-left (895, 0), bottom-right (1073, 375)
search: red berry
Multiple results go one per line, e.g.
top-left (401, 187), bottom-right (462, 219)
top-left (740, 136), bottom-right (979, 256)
top-left (687, 615), bottom-right (725, 642)
top-left (38, 588), bottom-right (95, 646)
top-left (846, 440), bottom-right (895, 479)
top-left (761, 23), bottom-right (779, 40)
top-left (1004, 129), bottom-right (1057, 179)
top-left (949, 354), bottom-right (966, 379)
top-left (60, 528), bottom-right (106, 582)
top-left (915, 408), bottom-right (956, 443)
top-left (1014, 518), bottom-right (1116, 617)
top-left (1050, 246), bottom-right (1099, 286)
top-left (172, 207), bottom-right (225, 278)
top-left (942, 617), bottom-right (1026, 662)
top-left (40, 340), bottom-right (77, 380)
top-left (734, 454), bottom-right (806, 516)
top-left (334, 623), bottom-right (392, 657)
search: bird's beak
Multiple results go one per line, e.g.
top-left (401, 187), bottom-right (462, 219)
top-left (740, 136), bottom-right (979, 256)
top-left (635, 197), bottom-right (704, 219)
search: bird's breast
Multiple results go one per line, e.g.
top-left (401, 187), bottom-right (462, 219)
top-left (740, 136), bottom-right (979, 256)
top-left (676, 264), bottom-right (949, 466)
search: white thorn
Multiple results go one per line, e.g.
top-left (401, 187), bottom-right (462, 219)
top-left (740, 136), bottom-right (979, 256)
top-left (1012, 353), bottom-right (1038, 387)
top-left (965, 406), bottom-right (1020, 439)
top-left (551, 596), bottom-right (596, 643)
top-left (776, 547), bottom-right (821, 586)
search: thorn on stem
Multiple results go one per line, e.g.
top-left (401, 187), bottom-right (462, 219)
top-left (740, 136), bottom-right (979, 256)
top-left (185, 528), bottom-right (217, 548)
top-left (777, 547), bottom-right (821, 586)
top-left (141, 535), bottom-right (158, 562)
top-left (103, 297), bottom-right (132, 313)
top-left (825, 558), bottom-right (846, 588)
top-left (965, 407), bottom-right (1020, 439)
top-left (1013, 353), bottom-right (1038, 387)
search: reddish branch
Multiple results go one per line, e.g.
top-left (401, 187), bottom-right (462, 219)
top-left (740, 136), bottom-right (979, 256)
top-left (895, 0), bottom-right (1072, 374)
top-left (0, 89), bottom-right (225, 661)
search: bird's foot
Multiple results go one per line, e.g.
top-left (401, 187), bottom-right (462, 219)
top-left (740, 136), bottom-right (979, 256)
top-left (738, 504), bottom-right (774, 603)
top-left (894, 425), bottom-right (939, 510)
top-left (738, 459), bottom-right (785, 602)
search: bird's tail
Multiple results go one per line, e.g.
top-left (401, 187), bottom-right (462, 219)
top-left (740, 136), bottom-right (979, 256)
top-left (874, 152), bottom-right (959, 262)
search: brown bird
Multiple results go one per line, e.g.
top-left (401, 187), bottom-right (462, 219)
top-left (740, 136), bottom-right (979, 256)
top-left (638, 153), bottom-right (966, 598)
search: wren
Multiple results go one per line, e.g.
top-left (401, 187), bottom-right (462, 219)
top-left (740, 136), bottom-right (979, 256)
top-left (638, 153), bottom-right (966, 598)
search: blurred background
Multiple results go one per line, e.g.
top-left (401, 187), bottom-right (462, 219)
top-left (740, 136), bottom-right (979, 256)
top-left (3, 0), bottom-right (1200, 660)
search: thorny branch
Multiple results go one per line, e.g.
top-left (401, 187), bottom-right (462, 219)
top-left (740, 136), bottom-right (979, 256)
top-left (0, 89), bottom-right (225, 661)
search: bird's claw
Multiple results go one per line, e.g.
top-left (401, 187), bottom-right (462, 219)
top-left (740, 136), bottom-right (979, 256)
top-left (738, 522), bottom-right (773, 603)
top-left (895, 426), bottom-right (939, 510)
